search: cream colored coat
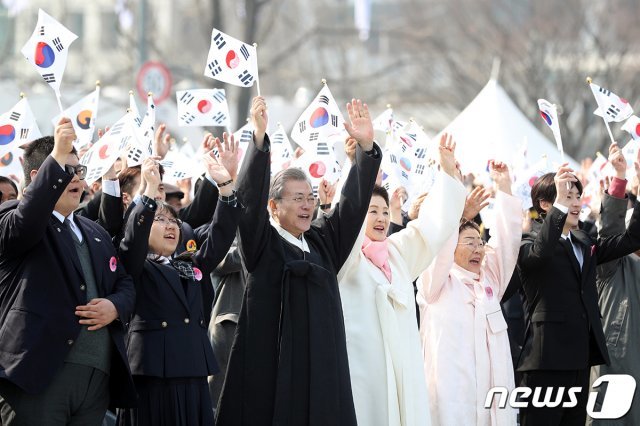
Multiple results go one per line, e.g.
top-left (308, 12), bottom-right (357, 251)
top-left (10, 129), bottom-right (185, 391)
top-left (338, 172), bottom-right (466, 426)
top-left (417, 191), bottom-right (522, 426)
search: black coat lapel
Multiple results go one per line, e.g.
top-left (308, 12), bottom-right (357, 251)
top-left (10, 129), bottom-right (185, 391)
top-left (560, 236), bottom-right (581, 278)
top-left (149, 261), bottom-right (190, 311)
top-left (571, 230), bottom-right (593, 283)
top-left (50, 216), bottom-right (85, 281)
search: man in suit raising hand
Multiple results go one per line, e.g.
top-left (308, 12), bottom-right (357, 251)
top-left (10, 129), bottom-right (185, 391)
top-left (0, 118), bottom-right (136, 425)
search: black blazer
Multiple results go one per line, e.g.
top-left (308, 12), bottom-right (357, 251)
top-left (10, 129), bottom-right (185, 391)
top-left (517, 204), bottom-right (640, 372)
top-left (0, 156), bottom-right (136, 407)
top-left (119, 196), bottom-right (238, 378)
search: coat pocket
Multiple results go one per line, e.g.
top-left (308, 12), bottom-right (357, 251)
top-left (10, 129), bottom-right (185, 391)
top-left (0, 309), bottom-right (44, 354)
top-left (486, 309), bottom-right (508, 334)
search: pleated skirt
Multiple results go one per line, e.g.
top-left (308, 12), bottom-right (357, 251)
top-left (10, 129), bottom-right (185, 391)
top-left (116, 376), bottom-right (214, 426)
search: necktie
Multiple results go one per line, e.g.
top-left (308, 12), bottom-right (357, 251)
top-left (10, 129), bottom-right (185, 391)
top-left (64, 218), bottom-right (81, 244)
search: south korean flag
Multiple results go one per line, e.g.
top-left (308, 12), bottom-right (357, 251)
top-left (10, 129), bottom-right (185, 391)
top-left (0, 97), bottom-right (42, 156)
top-left (270, 122), bottom-right (294, 174)
top-left (290, 83), bottom-right (345, 151)
top-left (589, 80), bottom-right (633, 123)
top-left (203, 29), bottom-right (258, 87)
top-left (232, 122), bottom-right (255, 170)
top-left (21, 9), bottom-right (78, 96)
top-left (177, 89), bottom-right (230, 127)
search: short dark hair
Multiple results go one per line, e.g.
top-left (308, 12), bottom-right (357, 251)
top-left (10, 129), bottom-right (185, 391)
top-left (118, 164), bottom-right (165, 195)
top-left (22, 136), bottom-right (77, 186)
top-left (459, 218), bottom-right (481, 235)
top-left (530, 172), bottom-right (583, 216)
top-left (371, 185), bottom-right (389, 207)
top-left (0, 176), bottom-right (18, 195)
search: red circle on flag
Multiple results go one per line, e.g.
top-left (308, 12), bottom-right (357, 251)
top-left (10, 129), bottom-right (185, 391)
top-left (309, 161), bottom-right (326, 178)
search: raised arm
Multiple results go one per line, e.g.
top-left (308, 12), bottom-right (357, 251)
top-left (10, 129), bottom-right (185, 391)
top-left (313, 99), bottom-right (382, 269)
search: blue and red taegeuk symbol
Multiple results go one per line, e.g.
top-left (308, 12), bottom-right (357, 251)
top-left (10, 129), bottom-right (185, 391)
top-left (539, 110), bottom-right (553, 126)
top-left (400, 157), bottom-right (412, 172)
top-left (0, 125), bottom-right (16, 146)
top-left (0, 152), bottom-right (13, 167)
top-left (309, 107), bottom-right (329, 128)
top-left (76, 110), bottom-right (92, 130)
top-left (35, 42), bottom-right (55, 68)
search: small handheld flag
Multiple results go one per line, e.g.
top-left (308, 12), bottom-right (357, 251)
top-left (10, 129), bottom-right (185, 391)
top-left (537, 99), bottom-right (564, 160)
top-left (204, 29), bottom-right (258, 88)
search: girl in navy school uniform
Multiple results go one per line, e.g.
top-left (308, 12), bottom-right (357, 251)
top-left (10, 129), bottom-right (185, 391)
top-left (117, 135), bottom-right (240, 426)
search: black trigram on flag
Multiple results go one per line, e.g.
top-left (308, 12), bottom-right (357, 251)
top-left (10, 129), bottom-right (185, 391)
top-left (81, 150), bottom-right (93, 166)
top-left (133, 116), bottom-right (142, 127)
top-left (212, 91), bottom-right (226, 103)
top-left (401, 144), bottom-right (407, 153)
top-left (318, 95), bottom-right (330, 105)
top-left (118, 135), bottom-right (132, 151)
top-left (43, 73), bottom-right (56, 83)
top-left (415, 148), bottom-right (427, 159)
top-left (20, 129), bottom-right (29, 139)
top-left (9, 112), bottom-right (20, 121)
top-left (415, 164), bottom-right (425, 175)
top-left (316, 142), bottom-right (329, 156)
top-left (52, 37), bottom-right (63, 52)
top-left (598, 87), bottom-right (612, 97)
top-left (86, 166), bottom-right (105, 183)
top-left (173, 171), bottom-right (187, 179)
top-left (309, 132), bottom-right (319, 142)
top-left (606, 105), bottom-right (621, 120)
top-left (212, 111), bottom-right (226, 124)
top-left (181, 113), bottom-right (196, 125)
top-left (401, 171), bottom-right (409, 180)
top-left (208, 60), bottom-right (222, 76)
top-left (213, 32), bottom-right (226, 49)
top-left (238, 70), bottom-right (254, 86)
top-left (39, 26), bottom-right (45, 36)
top-left (389, 154), bottom-right (397, 163)
top-left (179, 92), bottom-right (195, 105)
top-left (127, 148), bottom-right (143, 163)
top-left (299, 121), bottom-right (306, 133)
top-left (239, 130), bottom-right (253, 144)
top-left (331, 114), bottom-right (339, 127)
top-left (110, 122), bottom-right (125, 136)
top-left (160, 160), bottom-right (174, 169)
top-left (240, 45), bottom-right (250, 60)
top-left (272, 133), bottom-right (284, 144)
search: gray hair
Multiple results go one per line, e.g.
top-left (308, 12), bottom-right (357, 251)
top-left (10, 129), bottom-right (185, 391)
top-left (269, 167), bottom-right (312, 201)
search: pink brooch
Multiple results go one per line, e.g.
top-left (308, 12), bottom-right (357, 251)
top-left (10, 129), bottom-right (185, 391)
top-left (591, 245), bottom-right (597, 257)
top-left (485, 286), bottom-right (494, 299)
top-left (193, 267), bottom-right (202, 281)
top-left (109, 256), bottom-right (117, 272)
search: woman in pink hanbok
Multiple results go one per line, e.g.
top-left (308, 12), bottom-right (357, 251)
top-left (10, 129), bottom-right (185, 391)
top-left (417, 161), bottom-right (522, 426)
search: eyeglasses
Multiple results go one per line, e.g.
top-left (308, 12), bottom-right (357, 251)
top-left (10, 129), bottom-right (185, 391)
top-left (66, 164), bottom-right (87, 180)
top-left (154, 215), bottom-right (182, 227)
top-left (457, 240), bottom-right (486, 250)
top-left (278, 195), bottom-right (317, 205)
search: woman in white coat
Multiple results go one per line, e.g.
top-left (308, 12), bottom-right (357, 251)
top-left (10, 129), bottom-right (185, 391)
top-left (337, 134), bottom-right (467, 426)
top-left (417, 161), bottom-right (522, 426)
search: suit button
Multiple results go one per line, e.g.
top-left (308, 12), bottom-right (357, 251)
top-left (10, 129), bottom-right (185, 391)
top-left (200, 319), bottom-right (204, 326)
top-left (53, 185), bottom-right (57, 189)
top-left (58, 178), bottom-right (63, 183)
top-left (67, 339), bottom-right (74, 345)
top-left (184, 318), bottom-right (190, 324)
top-left (161, 321), bottom-right (168, 328)
top-left (80, 284), bottom-right (86, 291)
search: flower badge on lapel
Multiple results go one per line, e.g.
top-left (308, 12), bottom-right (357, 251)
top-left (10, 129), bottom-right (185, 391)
top-left (109, 256), bottom-right (117, 272)
top-left (186, 239), bottom-right (197, 253)
top-left (591, 245), bottom-right (597, 257)
top-left (485, 286), bottom-right (494, 299)
top-left (193, 267), bottom-right (203, 281)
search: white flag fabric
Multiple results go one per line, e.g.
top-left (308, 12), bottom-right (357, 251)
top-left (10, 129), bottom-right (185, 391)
top-left (537, 99), bottom-right (563, 154)
top-left (129, 91), bottom-right (142, 126)
top-left (52, 86), bottom-right (100, 149)
top-left (0, 147), bottom-right (25, 183)
top-left (20, 9), bottom-right (78, 95)
top-left (590, 82), bottom-right (633, 123)
top-left (159, 149), bottom-right (194, 183)
top-left (233, 122), bottom-right (255, 171)
top-left (203, 29), bottom-right (258, 87)
top-left (586, 152), bottom-right (613, 184)
top-left (621, 139), bottom-right (640, 180)
top-left (290, 84), bottom-right (345, 151)
top-left (0, 97), bottom-right (42, 156)
top-left (511, 156), bottom-right (551, 210)
top-left (270, 123), bottom-right (294, 174)
top-left (290, 150), bottom-right (342, 196)
top-left (372, 107), bottom-right (394, 133)
top-left (354, 0), bottom-right (372, 41)
top-left (622, 115), bottom-right (640, 141)
top-left (125, 95), bottom-right (155, 166)
top-left (176, 89), bottom-right (230, 127)
top-left (80, 112), bottom-right (141, 185)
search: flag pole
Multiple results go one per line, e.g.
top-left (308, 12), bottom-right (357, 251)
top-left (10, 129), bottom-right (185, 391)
top-left (54, 90), bottom-right (64, 114)
top-left (253, 43), bottom-right (261, 97)
top-left (587, 77), bottom-right (616, 145)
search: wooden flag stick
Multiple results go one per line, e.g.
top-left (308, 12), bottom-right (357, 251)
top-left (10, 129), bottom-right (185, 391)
top-left (55, 91), bottom-right (64, 114)
top-left (253, 43), bottom-right (261, 97)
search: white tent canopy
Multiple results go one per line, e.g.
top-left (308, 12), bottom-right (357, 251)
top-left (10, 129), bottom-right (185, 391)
top-left (437, 79), bottom-right (579, 174)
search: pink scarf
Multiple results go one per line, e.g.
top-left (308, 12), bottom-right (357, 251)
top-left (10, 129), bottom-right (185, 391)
top-left (362, 236), bottom-right (392, 282)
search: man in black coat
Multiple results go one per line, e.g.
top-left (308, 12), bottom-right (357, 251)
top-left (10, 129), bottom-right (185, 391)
top-left (216, 97), bottom-right (381, 426)
top-left (0, 118), bottom-right (136, 425)
top-left (516, 154), bottom-right (640, 425)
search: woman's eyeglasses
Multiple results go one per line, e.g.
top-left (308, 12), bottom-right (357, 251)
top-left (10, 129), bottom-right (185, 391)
top-left (154, 215), bottom-right (182, 227)
top-left (457, 240), bottom-right (486, 250)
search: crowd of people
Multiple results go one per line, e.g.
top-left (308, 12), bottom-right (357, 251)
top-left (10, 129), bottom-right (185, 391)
top-left (0, 95), bottom-right (639, 426)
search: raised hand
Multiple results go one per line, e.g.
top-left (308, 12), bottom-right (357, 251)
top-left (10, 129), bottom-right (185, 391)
top-left (390, 186), bottom-right (408, 225)
top-left (344, 99), bottom-right (374, 151)
top-left (201, 132), bottom-right (215, 153)
top-left (344, 136), bottom-right (357, 163)
top-left (250, 96), bottom-right (268, 149)
top-left (218, 132), bottom-right (240, 181)
top-left (318, 178), bottom-right (337, 207)
top-left (608, 142), bottom-right (627, 179)
top-left (408, 192), bottom-right (428, 221)
top-left (462, 186), bottom-right (490, 221)
top-left (488, 160), bottom-right (512, 194)
top-left (438, 133), bottom-right (458, 179)
top-left (554, 163), bottom-right (578, 207)
top-left (203, 140), bottom-right (234, 196)
top-left (141, 157), bottom-right (161, 199)
top-left (154, 124), bottom-right (171, 160)
top-left (52, 117), bottom-right (77, 165)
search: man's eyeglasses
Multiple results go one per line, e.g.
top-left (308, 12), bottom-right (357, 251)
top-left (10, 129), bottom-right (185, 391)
top-left (66, 164), bottom-right (88, 180)
top-left (154, 215), bottom-right (183, 227)
top-left (278, 195), bottom-right (317, 205)
top-left (457, 240), bottom-right (486, 250)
